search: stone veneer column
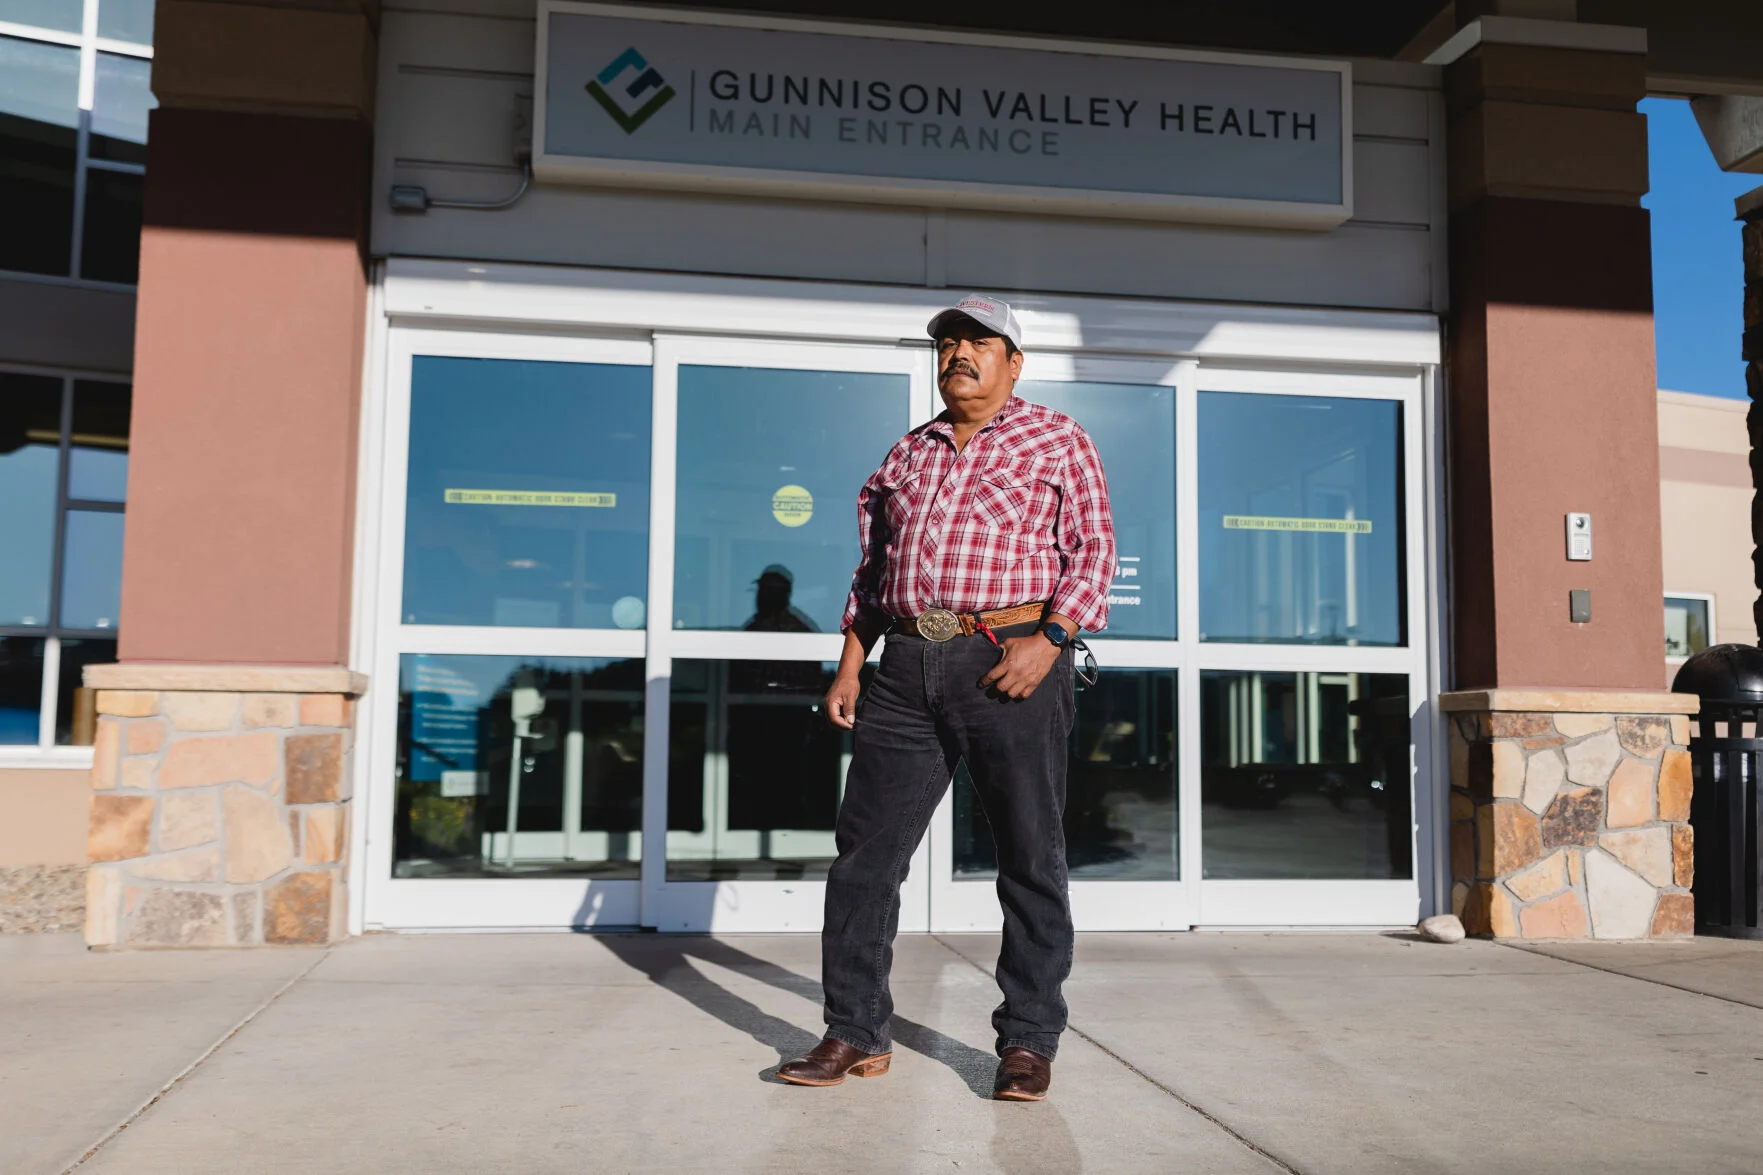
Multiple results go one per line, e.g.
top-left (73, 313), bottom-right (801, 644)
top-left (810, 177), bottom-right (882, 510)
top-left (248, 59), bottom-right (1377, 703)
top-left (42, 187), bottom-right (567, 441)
top-left (1443, 690), bottom-right (1698, 939)
top-left (83, 665), bottom-right (365, 947)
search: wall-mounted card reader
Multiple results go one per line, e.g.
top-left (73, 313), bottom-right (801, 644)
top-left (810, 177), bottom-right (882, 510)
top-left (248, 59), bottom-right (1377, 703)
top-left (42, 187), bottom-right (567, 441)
top-left (1566, 513), bottom-right (1592, 561)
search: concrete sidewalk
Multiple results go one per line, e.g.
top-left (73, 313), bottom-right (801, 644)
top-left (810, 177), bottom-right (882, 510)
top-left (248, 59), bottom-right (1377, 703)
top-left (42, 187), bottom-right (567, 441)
top-left (4, 931), bottom-right (1762, 1175)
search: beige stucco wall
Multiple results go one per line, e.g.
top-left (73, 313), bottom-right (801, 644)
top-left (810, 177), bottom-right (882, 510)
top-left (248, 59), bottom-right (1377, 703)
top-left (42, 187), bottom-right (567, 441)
top-left (1658, 389), bottom-right (1755, 686)
top-left (0, 768), bottom-right (90, 866)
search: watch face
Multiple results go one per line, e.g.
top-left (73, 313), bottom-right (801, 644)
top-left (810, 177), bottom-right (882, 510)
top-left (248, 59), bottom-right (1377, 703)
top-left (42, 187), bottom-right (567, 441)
top-left (1042, 624), bottom-right (1068, 646)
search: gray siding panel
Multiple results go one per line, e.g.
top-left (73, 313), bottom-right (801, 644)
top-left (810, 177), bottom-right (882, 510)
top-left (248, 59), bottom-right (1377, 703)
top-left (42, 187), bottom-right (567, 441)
top-left (389, 10), bottom-right (533, 73)
top-left (943, 215), bottom-right (1433, 311)
top-left (389, 70), bottom-right (529, 167)
top-left (1353, 139), bottom-right (1433, 226)
top-left (1354, 83), bottom-right (1433, 142)
top-left (380, 169), bottom-right (933, 286)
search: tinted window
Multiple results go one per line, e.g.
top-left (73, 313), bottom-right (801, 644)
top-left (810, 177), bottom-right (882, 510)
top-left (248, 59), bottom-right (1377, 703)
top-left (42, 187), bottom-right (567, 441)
top-left (0, 373), bottom-right (61, 626)
top-left (96, 0), bottom-right (155, 44)
top-left (0, 36), bottom-right (78, 275)
top-left (1199, 392), bottom-right (1404, 646)
top-left (60, 510), bottom-right (125, 629)
top-left (956, 669), bottom-right (1178, 881)
top-left (402, 357), bottom-right (652, 629)
top-left (1201, 670), bottom-right (1411, 879)
top-left (673, 366), bottom-right (908, 633)
top-left (667, 658), bottom-right (867, 881)
top-left (394, 654), bottom-right (644, 879)
top-left (1018, 381), bottom-right (1176, 639)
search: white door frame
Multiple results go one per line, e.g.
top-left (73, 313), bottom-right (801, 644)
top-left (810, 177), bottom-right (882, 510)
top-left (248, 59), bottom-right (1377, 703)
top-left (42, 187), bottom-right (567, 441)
top-left (1187, 365), bottom-right (1430, 928)
top-left (360, 326), bottom-right (653, 931)
top-left (353, 259), bottom-right (1444, 933)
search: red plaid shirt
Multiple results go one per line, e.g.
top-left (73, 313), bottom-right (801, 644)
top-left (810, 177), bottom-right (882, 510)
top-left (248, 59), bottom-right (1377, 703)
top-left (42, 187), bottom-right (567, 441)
top-left (841, 396), bottom-right (1116, 634)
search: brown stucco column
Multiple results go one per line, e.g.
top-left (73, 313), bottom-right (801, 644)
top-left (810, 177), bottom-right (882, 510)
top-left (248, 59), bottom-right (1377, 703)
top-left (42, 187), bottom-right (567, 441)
top-left (86, 0), bottom-right (376, 947)
top-left (1443, 27), bottom-right (1659, 690)
top-left (122, 0), bottom-right (375, 666)
top-left (1436, 22), bottom-right (1693, 939)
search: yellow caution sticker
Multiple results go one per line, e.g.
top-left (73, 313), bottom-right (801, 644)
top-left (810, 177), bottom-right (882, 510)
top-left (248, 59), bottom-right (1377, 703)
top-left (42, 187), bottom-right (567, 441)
top-left (1223, 514), bottom-right (1371, 534)
top-left (771, 484), bottom-right (813, 527)
top-left (444, 488), bottom-right (617, 508)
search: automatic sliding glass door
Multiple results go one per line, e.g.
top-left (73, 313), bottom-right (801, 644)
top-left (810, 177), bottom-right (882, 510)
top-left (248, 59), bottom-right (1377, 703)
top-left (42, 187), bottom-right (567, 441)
top-left (928, 357), bottom-right (1195, 932)
top-left (641, 336), bottom-right (936, 931)
top-left (363, 330), bottom-right (654, 930)
top-left (362, 317), bottom-right (1430, 934)
top-left (1191, 369), bottom-right (1427, 927)
top-left (926, 360), bottom-right (1427, 931)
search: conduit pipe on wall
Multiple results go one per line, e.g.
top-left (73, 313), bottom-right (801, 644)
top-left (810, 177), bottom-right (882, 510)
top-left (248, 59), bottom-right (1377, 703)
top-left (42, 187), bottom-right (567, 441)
top-left (390, 164), bottom-right (532, 214)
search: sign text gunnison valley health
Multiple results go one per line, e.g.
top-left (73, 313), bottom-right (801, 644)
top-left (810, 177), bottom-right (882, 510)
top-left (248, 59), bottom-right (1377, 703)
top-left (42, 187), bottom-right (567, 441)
top-left (539, 9), bottom-right (1346, 214)
top-left (697, 70), bottom-right (1321, 157)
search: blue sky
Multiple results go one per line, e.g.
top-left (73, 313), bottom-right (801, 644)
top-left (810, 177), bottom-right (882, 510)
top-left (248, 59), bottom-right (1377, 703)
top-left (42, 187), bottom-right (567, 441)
top-left (1644, 97), bottom-right (1759, 399)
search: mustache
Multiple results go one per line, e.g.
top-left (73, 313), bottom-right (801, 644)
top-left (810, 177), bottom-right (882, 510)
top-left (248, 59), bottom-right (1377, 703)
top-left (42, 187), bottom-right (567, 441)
top-left (940, 358), bottom-right (980, 380)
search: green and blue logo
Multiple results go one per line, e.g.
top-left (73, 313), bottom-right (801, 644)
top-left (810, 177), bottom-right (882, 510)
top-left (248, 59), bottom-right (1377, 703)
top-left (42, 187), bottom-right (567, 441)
top-left (587, 47), bottom-right (676, 134)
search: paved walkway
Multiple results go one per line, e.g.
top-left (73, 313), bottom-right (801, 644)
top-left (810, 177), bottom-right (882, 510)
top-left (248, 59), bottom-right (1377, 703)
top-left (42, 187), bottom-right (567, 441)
top-left (4, 930), bottom-right (1762, 1174)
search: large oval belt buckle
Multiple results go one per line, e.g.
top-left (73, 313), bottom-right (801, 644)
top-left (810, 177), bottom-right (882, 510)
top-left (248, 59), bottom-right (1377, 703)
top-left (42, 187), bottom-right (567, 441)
top-left (916, 608), bottom-right (961, 642)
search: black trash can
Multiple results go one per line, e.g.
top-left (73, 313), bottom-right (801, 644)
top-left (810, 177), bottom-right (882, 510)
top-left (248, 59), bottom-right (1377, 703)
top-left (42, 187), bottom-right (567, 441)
top-left (1673, 644), bottom-right (1763, 938)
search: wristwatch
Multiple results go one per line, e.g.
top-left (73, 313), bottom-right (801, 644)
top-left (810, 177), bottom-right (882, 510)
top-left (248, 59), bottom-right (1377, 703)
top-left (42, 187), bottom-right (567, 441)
top-left (1039, 622), bottom-right (1071, 648)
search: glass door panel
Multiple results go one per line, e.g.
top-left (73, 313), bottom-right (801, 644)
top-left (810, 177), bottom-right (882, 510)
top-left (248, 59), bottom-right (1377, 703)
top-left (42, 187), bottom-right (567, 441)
top-left (936, 664), bottom-right (1190, 931)
top-left (673, 366), bottom-right (909, 634)
top-left (1198, 670), bottom-right (1412, 880)
top-left (1192, 370), bottom-right (1426, 929)
top-left (645, 338), bottom-right (932, 931)
top-left (394, 653), bottom-right (643, 878)
top-left (1017, 380), bottom-right (1177, 639)
top-left (364, 332), bottom-right (654, 932)
top-left (1197, 391), bottom-right (1405, 647)
top-left (953, 669), bottom-right (1179, 881)
top-left (402, 356), bottom-right (651, 629)
top-left (665, 659), bottom-right (870, 880)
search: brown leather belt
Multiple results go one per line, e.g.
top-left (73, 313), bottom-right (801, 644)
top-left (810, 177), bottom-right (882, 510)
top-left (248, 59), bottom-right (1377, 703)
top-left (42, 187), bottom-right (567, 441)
top-left (896, 602), bottom-right (1048, 642)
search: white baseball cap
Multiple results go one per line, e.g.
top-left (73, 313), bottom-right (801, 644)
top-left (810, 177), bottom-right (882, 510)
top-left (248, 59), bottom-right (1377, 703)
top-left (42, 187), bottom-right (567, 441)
top-left (926, 294), bottom-right (1023, 351)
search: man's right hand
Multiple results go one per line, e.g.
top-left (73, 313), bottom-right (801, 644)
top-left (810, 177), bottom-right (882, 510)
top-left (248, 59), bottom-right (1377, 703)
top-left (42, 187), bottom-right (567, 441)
top-left (825, 672), bottom-right (863, 729)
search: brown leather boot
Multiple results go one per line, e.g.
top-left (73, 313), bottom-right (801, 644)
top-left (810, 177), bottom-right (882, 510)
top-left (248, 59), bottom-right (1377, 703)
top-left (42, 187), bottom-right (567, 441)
top-left (993, 1047), bottom-right (1052, 1101)
top-left (776, 1038), bottom-right (893, 1087)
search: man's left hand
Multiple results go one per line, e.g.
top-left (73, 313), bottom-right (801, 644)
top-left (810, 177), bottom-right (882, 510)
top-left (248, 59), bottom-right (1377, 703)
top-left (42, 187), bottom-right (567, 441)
top-left (977, 635), bottom-right (1062, 700)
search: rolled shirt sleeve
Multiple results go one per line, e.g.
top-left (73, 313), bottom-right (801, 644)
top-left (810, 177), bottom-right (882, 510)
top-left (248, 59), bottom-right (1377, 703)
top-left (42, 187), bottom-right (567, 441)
top-left (1049, 427), bottom-right (1116, 634)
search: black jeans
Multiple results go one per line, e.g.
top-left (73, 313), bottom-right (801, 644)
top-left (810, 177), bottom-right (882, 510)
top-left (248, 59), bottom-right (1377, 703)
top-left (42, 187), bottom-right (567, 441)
top-left (820, 623), bottom-right (1075, 1060)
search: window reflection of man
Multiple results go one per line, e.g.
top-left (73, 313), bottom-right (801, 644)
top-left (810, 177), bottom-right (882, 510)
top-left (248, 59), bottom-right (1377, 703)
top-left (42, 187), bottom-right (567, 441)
top-left (742, 564), bottom-right (818, 633)
top-left (736, 564), bottom-right (822, 695)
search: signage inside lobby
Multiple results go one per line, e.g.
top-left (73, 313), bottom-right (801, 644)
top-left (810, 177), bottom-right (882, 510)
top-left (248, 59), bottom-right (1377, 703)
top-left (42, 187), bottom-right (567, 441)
top-left (535, 3), bottom-right (1352, 228)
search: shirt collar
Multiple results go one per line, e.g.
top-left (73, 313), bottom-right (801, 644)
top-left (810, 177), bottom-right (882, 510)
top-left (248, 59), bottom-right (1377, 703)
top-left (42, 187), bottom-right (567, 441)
top-left (925, 394), bottom-right (1022, 445)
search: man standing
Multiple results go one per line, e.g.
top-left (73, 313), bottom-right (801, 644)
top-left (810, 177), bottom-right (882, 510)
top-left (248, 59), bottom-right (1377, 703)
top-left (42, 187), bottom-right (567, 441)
top-left (777, 295), bottom-right (1115, 1102)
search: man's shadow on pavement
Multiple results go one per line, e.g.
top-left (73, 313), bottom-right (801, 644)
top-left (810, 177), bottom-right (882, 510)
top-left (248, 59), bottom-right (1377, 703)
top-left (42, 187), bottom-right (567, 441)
top-left (591, 933), bottom-right (998, 1098)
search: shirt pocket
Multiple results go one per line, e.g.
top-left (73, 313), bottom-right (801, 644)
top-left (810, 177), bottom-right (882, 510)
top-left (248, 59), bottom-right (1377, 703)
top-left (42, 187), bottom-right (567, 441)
top-left (973, 460), bottom-right (1036, 530)
top-left (878, 459), bottom-right (925, 536)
